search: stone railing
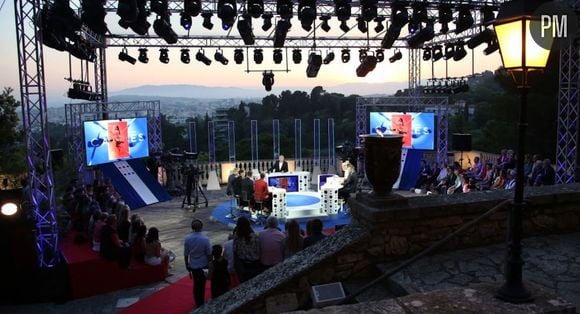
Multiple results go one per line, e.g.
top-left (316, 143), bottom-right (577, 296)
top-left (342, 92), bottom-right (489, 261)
top-left (194, 183), bottom-right (580, 313)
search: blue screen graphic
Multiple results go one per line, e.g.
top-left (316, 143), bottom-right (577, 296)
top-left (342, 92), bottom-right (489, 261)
top-left (268, 175), bottom-right (299, 192)
top-left (83, 117), bottom-right (149, 166)
top-left (369, 112), bottom-right (435, 150)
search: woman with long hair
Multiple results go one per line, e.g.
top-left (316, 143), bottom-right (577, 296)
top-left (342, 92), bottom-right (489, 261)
top-left (283, 219), bottom-right (304, 258)
top-left (144, 227), bottom-right (174, 266)
top-left (233, 217), bottom-right (261, 282)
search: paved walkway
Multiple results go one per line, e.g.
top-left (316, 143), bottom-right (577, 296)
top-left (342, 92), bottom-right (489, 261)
top-left (381, 232), bottom-right (580, 309)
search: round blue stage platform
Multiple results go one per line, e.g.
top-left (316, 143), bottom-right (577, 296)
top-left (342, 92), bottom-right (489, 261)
top-left (210, 194), bottom-right (351, 232)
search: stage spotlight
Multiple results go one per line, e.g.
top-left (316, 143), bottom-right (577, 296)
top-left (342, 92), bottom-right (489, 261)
top-left (196, 49), bottom-right (212, 65)
top-left (138, 48), bottom-right (149, 63)
top-left (202, 11), bottom-right (214, 30)
top-left (218, 0), bottom-right (236, 30)
top-left (357, 16), bottom-right (367, 33)
top-left (273, 19), bottom-right (291, 48)
top-left (453, 41), bottom-right (467, 61)
top-left (438, 4), bottom-right (453, 34)
top-left (375, 49), bottom-right (384, 62)
top-left (335, 0), bottom-right (351, 25)
top-left (407, 20), bottom-right (434, 48)
top-left (248, 0), bottom-right (264, 19)
top-left (411, 2), bottom-right (428, 23)
top-left (432, 45), bottom-right (443, 61)
top-left (180, 12), bottom-right (192, 30)
top-left (306, 52), bottom-right (322, 78)
top-left (341, 49), bottom-right (350, 63)
top-left (358, 49), bottom-right (367, 63)
top-left (356, 55), bottom-right (377, 77)
top-left (262, 71), bottom-right (275, 91)
top-left (454, 5), bottom-right (474, 34)
top-left (481, 6), bottom-right (496, 25)
top-left (298, 0), bottom-right (316, 31)
top-left (234, 48), bottom-right (244, 64)
top-left (483, 37), bottom-right (499, 55)
top-left (292, 49), bottom-right (302, 64)
top-left (237, 16), bottom-right (255, 45)
top-left (389, 50), bottom-right (402, 63)
top-left (184, 0), bottom-right (201, 17)
top-left (254, 48), bottom-right (264, 64)
top-left (159, 48), bottom-right (169, 64)
top-left (276, 0), bottom-right (293, 20)
top-left (1, 202), bottom-right (18, 216)
top-left (422, 48), bottom-right (431, 61)
top-left (262, 13), bottom-right (273, 31)
top-left (444, 43), bottom-right (455, 60)
top-left (466, 28), bottom-right (493, 49)
top-left (118, 48), bottom-right (136, 64)
top-left (181, 48), bottom-right (190, 64)
top-left (323, 51), bottom-right (335, 64)
top-left (360, 0), bottom-right (377, 22)
top-left (339, 20), bottom-right (350, 33)
top-left (215, 49), bottom-right (229, 65)
top-left (153, 16), bottom-right (178, 44)
top-left (374, 16), bottom-right (385, 33)
top-left (320, 15), bottom-right (331, 32)
top-left (381, 2), bottom-right (407, 49)
top-left (273, 49), bottom-right (283, 64)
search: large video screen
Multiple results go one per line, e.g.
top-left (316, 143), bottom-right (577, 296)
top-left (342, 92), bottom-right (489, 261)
top-left (83, 117), bottom-right (149, 166)
top-left (369, 112), bottom-right (435, 150)
top-left (268, 175), bottom-right (299, 192)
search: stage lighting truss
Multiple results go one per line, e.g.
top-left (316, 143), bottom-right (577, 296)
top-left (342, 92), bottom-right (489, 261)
top-left (273, 48), bottom-right (283, 64)
top-left (234, 48), bottom-right (244, 64)
top-left (306, 50), bottom-right (322, 78)
top-left (196, 48), bottom-right (212, 65)
top-left (292, 48), bottom-right (302, 64)
top-left (118, 47), bottom-right (136, 64)
top-left (181, 48), bottom-right (191, 63)
top-left (298, 0), bottom-right (316, 31)
top-left (262, 70), bottom-right (275, 91)
top-left (341, 49), bottom-right (350, 63)
top-left (247, 0), bottom-right (264, 19)
top-left (138, 47), bottom-right (149, 63)
top-left (389, 49), bottom-right (402, 63)
top-left (214, 48), bottom-right (229, 65)
top-left (323, 50), bottom-right (335, 64)
top-left (159, 47), bottom-right (170, 63)
top-left (320, 15), bottom-right (331, 32)
top-left (217, 0), bottom-right (237, 30)
top-left (423, 77), bottom-right (469, 94)
top-left (254, 48), bottom-right (264, 64)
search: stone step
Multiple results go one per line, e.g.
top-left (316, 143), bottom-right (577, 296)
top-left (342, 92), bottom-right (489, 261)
top-left (342, 278), bottom-right (397, 303)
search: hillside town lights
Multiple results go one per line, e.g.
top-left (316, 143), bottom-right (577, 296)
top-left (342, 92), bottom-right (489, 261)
top-left (493, 0), bottom-right (553, 303)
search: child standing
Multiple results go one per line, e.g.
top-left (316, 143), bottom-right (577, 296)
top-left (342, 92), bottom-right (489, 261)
top-left (207, 244), bottom-right (230, 299)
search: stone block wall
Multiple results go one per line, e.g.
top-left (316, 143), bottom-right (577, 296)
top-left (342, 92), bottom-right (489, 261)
top-left (194, 184), bottom-right (580, 314)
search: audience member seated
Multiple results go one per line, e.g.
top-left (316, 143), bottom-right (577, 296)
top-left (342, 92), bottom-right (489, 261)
top-left (338, 163), bottom-right (357, 201)
top-left (304, 219), bottom-right (326, 248)
top-left (92, 212), bottom-right (107, 252)
top-left (413, 159), bottom-right (432, 190)
top-left (447, 168), bottom-right (464, 194)
top-left (505, 169), bottom-right (517, 189)
top-left (208, 244), bottom-right (230, 299)
top-left (476, 163), bottom-right (494, 190)
top-left (535, 159), bottom-right (556, 186)
top-left (433, 165), bottom-right (456, 195)
top-left (100, 215), bottom-right (131, 268)
top-left (132, 224), bottom-right (147, 263)
top-left (491, 169), bottom-right (507, 190)
top-left (283, 219), bottom-right (304, 259)
top-left (117, 205), bottom-right (131, 243)
top-left (254, 172), bottom-right (272, 212)
top-left (144, 227), bottom-right (173, 266)
top-left (233, 217), bottom-right (261, 282)
top-left (130, 214), bottom-right (144, 243)
top-left (258, 216), bottom-right (285, 268)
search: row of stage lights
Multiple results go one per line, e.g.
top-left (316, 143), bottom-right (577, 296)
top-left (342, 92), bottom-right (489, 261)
top-left (422, 77), bottom-right (470, 94)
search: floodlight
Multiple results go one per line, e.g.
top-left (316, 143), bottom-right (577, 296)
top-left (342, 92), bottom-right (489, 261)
top-left (341, 49), bottom-right (350, 63)
top-left (292, 49), bottom-right (302, 64)
top-left (215, 49), bottom-right (229, 65)
top-left (273, 49), bottom-right (283, 64)
top-left (159, 48), bottom-right (169, 63)
top-left (234, 48), bottom-right (244, 64)
top-left (138, 48), bottom-right (149, 63)
top-left (118, 48), bottom-right (136, 64)
top-left (181, 48), bottom-right (190, 64)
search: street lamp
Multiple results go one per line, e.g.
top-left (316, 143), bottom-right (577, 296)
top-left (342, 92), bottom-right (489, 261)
top-left (493, 0), bottom-right (553, 303)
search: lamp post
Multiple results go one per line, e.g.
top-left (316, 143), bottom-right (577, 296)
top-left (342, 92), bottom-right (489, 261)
top-left (493, 0), bottom-right (553, 303)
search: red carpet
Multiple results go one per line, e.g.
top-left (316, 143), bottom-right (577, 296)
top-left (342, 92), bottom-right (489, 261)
top-left (60, 234), bottom-right (168, 299)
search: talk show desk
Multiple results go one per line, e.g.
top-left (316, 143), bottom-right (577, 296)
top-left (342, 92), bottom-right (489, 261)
top-left (266, 171), bottom-right (342, 219)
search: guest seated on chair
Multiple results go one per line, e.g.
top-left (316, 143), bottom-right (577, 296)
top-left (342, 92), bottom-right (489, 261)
top-left (226, 168), bottom-right (239, 197)
top-left (254, 172), bottom-right (272, 212)
top-left (233, 169), bottom-right (244, 200)
top-left (240, 171), bottom-right (255, 209)
top-left (268, 154), bottom-right (289, 173)
top-left (304, 219), bottom-right (326, 248)
top-left (338, 163), bottom-right (357, 201)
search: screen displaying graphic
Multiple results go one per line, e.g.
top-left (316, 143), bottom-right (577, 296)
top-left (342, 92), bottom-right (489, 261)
top-left (268, 175), bottom-right (299, 192)
top-left (84, 117), bottom-right (149, 166)
top-left (369, 112), bottom-right (435, 150)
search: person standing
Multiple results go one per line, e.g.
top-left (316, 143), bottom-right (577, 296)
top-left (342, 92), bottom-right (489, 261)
top-left (184, 219), bottom-right (211, 308)
top-left (207, 244), bottom-right (230, 299)
top-left (269, 155), bottom-right (288, 173)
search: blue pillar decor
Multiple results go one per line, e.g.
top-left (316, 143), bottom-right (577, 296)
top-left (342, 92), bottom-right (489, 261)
top-left (251, 120), bottom-right (259, 164)
top-left (328, 118), bottom-right (335, 169)
top-left (273, 119), bottom-right (280, 159)
top-left (294, 119), bottom-right (302, 169)
top-left (188, 121), bottom-right (197, 153)
top-left (208, 121), bottom-right (216, 164)
top-left (228, 120), bottom-right (236, 162)
top-left (313, 119), bottom-right (321, 166)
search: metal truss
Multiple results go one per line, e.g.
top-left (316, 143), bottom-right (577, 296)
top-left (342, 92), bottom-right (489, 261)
top-left (408, 48), bottom-right (421, 100)
top-left (15, 0), bottom-right (59, 267)
top-left (556, 44), bottom-right (579, 183)
top-left (355, 96), bottom-right (450, 164)
top-left (65, 101), bottom-right (163, 178)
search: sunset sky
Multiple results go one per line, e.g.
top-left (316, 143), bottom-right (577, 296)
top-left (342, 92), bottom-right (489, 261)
top-left (0, 1), bottom-right (502, 105)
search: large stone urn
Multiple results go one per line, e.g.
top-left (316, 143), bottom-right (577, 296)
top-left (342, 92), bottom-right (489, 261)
top-left (359, 134), bottom-right (403, 197)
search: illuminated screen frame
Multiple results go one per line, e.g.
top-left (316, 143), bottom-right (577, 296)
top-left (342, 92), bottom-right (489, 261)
top-left (369, 112), bottom-right (435, 150)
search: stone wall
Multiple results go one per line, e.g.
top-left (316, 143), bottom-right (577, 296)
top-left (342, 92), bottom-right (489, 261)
top-left (194, 184), bottom-right (580, 314)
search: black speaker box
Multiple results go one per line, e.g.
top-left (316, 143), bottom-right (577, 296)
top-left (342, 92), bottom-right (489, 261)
top-left (452, 133), bottom-right (472, 151)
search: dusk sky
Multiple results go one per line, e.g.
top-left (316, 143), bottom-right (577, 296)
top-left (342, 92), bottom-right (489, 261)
top-left (0, 1), bottom-right (502, 105)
